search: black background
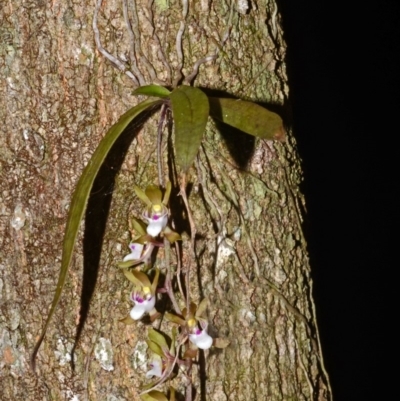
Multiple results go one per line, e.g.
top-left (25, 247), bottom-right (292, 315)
top-left (278, 1), bottom-right (398, 399)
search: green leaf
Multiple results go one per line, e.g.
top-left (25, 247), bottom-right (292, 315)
top-left (30, 98), bottom-right (162, 370)
top-left (133, 84), bottom-right (171, 98)
top-left (146, 339), bottom-right (164, 357)
top-left (208, 97), bottom-right (284, 140)
top-left (148, 328), bottom-right (168, 348)
top-left (165, 312), bottom-right (186, 326)
top-left (141, 391), bottom-right (169, 401)
top-left (169, 85), bottom-right (209, 171)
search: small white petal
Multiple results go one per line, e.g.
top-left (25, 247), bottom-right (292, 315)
top-left (130, 305), bottom-right (146, 320)
top-left (130, 297), bottom-right (156, 320)
top-left (145, 355), bottom-right (163, 378)
top-left (146, 215), bottom-right (168, 237)
top-left (143, 296), bottom-right (156, 312)
top-left (123, 243), bottom-right (144, 261)
top-left (189, 330), bottom-right (213, 350)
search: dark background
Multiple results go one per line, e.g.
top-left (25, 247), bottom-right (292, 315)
top-left (279, 1), bottom-right (398, 399)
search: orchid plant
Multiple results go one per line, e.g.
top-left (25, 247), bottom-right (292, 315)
top-left (117, 183), bottom-right (228, 398)
top-left (31, 83), bottom-right (283, 401)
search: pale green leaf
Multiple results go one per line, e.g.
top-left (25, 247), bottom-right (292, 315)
top-left (146, 339), bottom-right (164, 357)
top-left (169, 85), bottom-right (209, 171)
top-left (208, 97), bottom-right (284, 140)
top-left (133, 84), bottom-right (171, 98)
top-left (148, 328), bottom-right (168, 348)
top-left (30, 98), bottom-right (162, 370)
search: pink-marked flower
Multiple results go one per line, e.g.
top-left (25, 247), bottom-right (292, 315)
top-left (123, 242), bottom-right (144, 262)
top-left (165, 299), bottom-right (214, 353)
top-left (118, 218), bottom-right (163, 269)
top-left (145, 354), bottom-right (163, 379)
top-left (188, 327), bottom-right (213, 350)
top-left (134, 183), bottom-right (172, 237)
top-left (143, 206), bottom-right (169, 237)
top-left (123, 269), bottom-right (160, 321)
top-left (130, 289), bottom-right (156, 320)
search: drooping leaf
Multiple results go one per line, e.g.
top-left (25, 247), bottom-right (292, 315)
top-left (30, 98), bottom-right (162, 370)
top-left (133, 84), bottom-right (171, 98)
top-left (208, 97), bottom-right (285, 140)
top-left (148, 328), bottom-right (168, 349)
top-left (169, 85), bottom-right (209, 171)
top-left (146, 339), bottom-right (164, 357)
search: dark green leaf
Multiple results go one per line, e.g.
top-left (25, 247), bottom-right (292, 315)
top-left (208, 97), bottom-right (284, 140)
top-left (133, 84), bottom-right (171, 98)
top-left (169, 86), bottom-right (209, 171)
top-left (30, 98), bottom-right (162, 370)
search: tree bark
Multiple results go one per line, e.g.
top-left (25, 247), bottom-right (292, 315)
top-left (0, 1), bottom-right (332, 400)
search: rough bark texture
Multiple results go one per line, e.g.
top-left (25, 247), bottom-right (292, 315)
top-left (0, 1), bottom-right (332, 400)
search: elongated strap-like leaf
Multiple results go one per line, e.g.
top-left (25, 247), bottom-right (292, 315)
top-left (30, 98), bottom-right (162, 370)
top-left (169, 86), bottom-right (209, 171)
top-left (133, 84), bottom-right (171, 98)
top-left (208, 97), bottom-right (284, 140)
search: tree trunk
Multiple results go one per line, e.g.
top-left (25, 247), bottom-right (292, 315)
top-left (0, 1), bottom-right (332, 400)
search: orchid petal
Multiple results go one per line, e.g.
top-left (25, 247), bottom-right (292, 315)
top-left (123, 243), bottom-right (144, 261)
top-left (130, 296), bottom-right (156, 320)
top-left (189, 330), bottom-right (213, 350)
top-left (145, 355), bottom-right (163, 378)
top-left (145, 214), bottom-right (168, 237)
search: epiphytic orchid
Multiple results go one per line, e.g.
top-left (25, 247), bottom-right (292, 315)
top-left (118, 218), bottom-right (162, 269)
top-left (123, 269), bottom-right (160, 321)
top-left (165, 299), bottom-right (213, 351)
top-left (134, 183), bottom-right (172, 237)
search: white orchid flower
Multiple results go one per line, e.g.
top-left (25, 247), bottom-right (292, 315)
top-left (123, 243), bottom-right (144, 262)
top-left (189, 328), bottom-right (213, 350)
top-left (130, 290), bottom-right (156, 320)
top-left (145, 354), bottom-right (163, 379)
